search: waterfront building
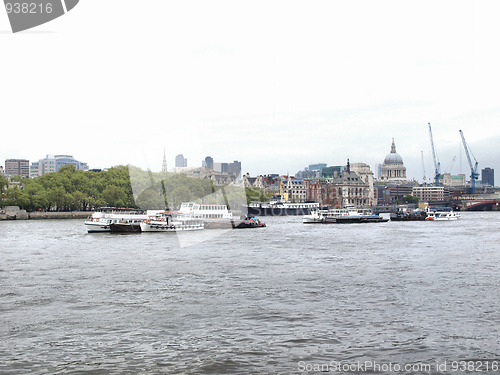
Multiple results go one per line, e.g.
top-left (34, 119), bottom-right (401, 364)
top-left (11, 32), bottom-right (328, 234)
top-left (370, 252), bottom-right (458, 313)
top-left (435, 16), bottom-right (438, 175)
top-left (30, 155), bottom-right (88, 178)
top-left (281, 176), bottom-right (306, 203)
top-left (412, 186), bottom-right (445, 202)
top-left (482, 167), bottom-right (495, 187)
top-left (304, 179), bottom-right (341, 208)
top-left (243, 174), bottom-right (265, 189)
top-left (380, 139), bottom-right (407, 182)
top-left (350, 162), bottom-right (376, 206)
top-left (175, 154), bottom-right (187, 168)
top-left (335, 160), bottom-right (370, 207)
top-left (5, 159), bottom-right (30, 178)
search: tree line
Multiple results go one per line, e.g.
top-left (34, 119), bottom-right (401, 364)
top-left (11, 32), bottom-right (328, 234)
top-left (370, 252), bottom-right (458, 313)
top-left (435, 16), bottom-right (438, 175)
top-left (0, 165), bottom-right (270, 212)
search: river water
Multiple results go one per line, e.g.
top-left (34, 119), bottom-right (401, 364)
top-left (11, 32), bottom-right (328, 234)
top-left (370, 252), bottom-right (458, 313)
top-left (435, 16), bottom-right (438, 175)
top-left (1, 213), bottom-right (499, 374)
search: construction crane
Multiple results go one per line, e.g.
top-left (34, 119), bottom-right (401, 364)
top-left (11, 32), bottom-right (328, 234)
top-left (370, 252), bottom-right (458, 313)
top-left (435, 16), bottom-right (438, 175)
top-left (459, 129), bottom-right (479, 194)
top-left (428, 122), bottom-right (441, 186)
top-left (421, 150), bottom-right (426, 184)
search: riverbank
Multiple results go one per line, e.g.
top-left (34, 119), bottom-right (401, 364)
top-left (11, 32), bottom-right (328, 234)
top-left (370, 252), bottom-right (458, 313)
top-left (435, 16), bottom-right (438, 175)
top-left (0, 206), bottom-right (90, 220)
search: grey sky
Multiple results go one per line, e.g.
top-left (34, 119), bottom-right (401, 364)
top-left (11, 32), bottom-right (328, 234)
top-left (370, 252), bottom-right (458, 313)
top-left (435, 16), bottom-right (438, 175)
top-left (1, 1), bottom-right (499, 184)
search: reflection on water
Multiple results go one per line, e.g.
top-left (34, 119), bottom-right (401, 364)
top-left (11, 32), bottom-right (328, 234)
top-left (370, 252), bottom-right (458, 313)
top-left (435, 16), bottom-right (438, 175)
top-left (1, 212), bottom-right (499, 374)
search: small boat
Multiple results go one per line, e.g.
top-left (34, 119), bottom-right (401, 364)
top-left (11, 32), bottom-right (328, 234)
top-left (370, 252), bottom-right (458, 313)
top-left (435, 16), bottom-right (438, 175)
top-left (140, 212), bottom-right (204, 232)
top-left (303, 206), bottom-right (388, 224)
top-left (425, 207), bottom-right (460, 221)
top-left (390, 207), bottom-right (427, 221)
top-left (233, 216), bottom-right (266, 228)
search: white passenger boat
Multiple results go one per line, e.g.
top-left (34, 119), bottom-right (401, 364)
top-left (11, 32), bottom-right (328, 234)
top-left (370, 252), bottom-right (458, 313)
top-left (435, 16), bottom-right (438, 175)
top-left (140, 212), bottom-right (204, 232)
top-left (425, 207), bottom-right (460, 221)
top-left (303, 206), bottom-right (388, 224)
top-left (85, 208), bottom-right (149, 233)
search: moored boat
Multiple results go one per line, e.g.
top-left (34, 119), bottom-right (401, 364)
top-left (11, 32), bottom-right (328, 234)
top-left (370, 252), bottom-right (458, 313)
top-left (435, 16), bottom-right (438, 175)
top-left (247, 199), bottom-right (320, 216)
top-left (178, 202), bottom-right (265, 229)
top-left (390, 207), bottom-right (427, 221)
top-left (140, 212), bottom-right (204, 232)
top-left (85, 208), bottom-right (149, 233)
top-left (425, 207), bottom-right (460, 221)
top-left (303, 206), bottom-right (388, 224)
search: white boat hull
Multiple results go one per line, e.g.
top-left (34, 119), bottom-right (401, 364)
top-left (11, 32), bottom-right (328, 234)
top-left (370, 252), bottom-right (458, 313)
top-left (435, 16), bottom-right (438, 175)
top-left (140, 221), bottom-right (204, 232)
top-left (84, 220), bottom-right (111, 232)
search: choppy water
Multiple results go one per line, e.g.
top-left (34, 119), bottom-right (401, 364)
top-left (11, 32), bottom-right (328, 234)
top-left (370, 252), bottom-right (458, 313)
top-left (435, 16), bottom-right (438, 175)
top-left (1, 213), bottom-right (500, 374)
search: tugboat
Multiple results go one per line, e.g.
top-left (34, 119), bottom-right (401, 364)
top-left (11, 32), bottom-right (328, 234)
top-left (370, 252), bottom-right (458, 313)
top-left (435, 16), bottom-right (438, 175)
top-left (233, 216), bottom-right (266, 228)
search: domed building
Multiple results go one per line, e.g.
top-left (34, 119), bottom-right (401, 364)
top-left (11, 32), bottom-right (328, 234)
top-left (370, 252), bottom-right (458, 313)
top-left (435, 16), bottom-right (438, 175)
top-left (380, 139), bottom-right (406, 182)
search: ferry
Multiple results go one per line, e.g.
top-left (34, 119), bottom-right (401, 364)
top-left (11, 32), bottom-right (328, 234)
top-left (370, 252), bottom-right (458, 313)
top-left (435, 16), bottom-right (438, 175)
top-left (303, 206), bottom-right (388, 224)
top-left (425, 207), bottom-right (460, 221)
top-left (178, 202), bottom-right (265, 229)
top-left (85, 208), bottom-right (149, 233)
top-left (140, 212), bottom-right (204, 232)
top-left (247, 199), bottom-right (320, 216)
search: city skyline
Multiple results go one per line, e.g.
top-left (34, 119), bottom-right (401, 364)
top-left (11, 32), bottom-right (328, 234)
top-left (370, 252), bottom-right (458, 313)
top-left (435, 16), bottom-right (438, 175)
top-left (1, 1), bottom-right (499, 185)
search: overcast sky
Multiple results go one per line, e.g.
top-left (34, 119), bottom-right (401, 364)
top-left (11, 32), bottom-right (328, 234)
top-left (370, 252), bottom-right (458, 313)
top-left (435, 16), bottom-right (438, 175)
top-left (1, 1), bottom-right (500, 185)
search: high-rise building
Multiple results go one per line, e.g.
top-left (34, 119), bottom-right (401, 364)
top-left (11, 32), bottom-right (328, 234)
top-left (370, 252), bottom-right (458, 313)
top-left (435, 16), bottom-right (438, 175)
top-left (309, 163), bottom-right (327, 171)
top-left (5, 159), bottom-right (30, 178)
top-left (227, 160), bottom-right (242, 178)
top-left (30, 155), bottom-right (88, 178)
top-left (482, 167), bottom-right (495, 186)
top-left (204, 156), bottom-right (214, 170)
top-left (175, 154), bottom-right (187, 168)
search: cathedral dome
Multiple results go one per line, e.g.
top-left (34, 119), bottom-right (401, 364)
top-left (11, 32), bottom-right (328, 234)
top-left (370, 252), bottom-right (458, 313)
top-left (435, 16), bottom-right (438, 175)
top-left (384, 139), bottom-right (403, 165)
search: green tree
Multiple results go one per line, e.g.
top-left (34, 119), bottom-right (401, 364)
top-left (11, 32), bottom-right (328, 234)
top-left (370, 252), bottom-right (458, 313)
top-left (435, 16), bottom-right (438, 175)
top-left (102, 185), bottom-right (128, 207)
top-left (402, 195), bottom-right (419, 204)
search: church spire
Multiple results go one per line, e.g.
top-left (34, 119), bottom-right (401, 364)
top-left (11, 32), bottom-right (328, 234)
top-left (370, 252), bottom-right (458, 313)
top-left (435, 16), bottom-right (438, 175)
top-left (162, 149), bottom-right (168, 172)
top-left (391, 138), bottom-right (397, 153)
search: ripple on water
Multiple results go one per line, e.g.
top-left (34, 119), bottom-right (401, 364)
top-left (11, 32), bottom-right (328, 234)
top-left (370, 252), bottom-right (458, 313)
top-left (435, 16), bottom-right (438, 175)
top-left (1, 214), bottom-right (500, 373)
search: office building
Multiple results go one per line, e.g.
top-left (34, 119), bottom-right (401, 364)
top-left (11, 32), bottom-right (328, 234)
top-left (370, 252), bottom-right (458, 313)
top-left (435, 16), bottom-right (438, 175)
top-left (175, 154), bottom-right (187, 168)
top-left (5, 159), bottom-right (30, 178)
top-left (482, 167), bottom-right (495, 186)
top-left (204, 156), bottom-right (214, 170)
top-left (30, 155), bottom-right (88, 178)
